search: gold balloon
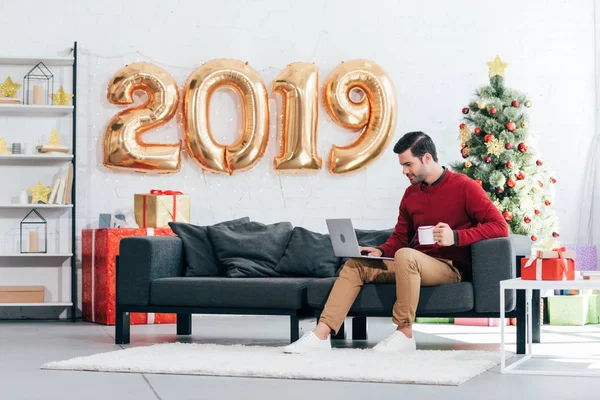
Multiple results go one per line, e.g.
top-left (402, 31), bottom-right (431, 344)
top-left (323, 60), bottom-right (397, 174)
top-left (183, 59), bottom-right (269, 175)
top-left (273, 62), bottom-right (322, 172)
top-left (103, 62), bottom-right (181, 173)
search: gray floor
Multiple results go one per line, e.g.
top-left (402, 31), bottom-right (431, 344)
top-left (1, 316), bottom-right (599, 400)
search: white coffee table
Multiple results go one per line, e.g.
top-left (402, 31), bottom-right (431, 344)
top-left (500, 277), bottom-right (600, 376)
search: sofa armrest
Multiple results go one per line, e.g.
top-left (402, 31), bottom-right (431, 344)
top-left (471, 235), bottom-right (531, 313)
top-left (117, 236), bottom-right (184, 306)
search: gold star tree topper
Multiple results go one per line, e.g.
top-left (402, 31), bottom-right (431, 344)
top-left (0, 76), bottom-right (22, 98)
top-left (0, 137), bottom-right (10, 154)
top-left (28, 180), bottom-right (51, 204)
top-left (487, 55), bottom-right (508, 77)
top-left (51, 86), bottom-right (73, 106)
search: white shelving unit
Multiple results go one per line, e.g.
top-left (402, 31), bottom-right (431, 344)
top-left (0, 44), bottom-right (77, 318)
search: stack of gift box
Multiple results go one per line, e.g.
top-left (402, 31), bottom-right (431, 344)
top-left (82, 190), bottom-right (190, 325)
top-left (415, 245), bottom-right (599, 327)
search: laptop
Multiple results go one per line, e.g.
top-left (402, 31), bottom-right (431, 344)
top-left (326, 218), bottom-right (394, 260)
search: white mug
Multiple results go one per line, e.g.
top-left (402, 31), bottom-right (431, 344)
top-left (418, 226), bottom-right (435, 245)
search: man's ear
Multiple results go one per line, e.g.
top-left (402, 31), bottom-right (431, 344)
top-left (423, 153), bottom-right (432, 164)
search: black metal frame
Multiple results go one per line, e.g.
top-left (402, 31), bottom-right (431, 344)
top-left (19, 208), bottom-right (47, 254)
top-left (115, 253), bottom-right (541, 353)
top-left (70, 41), bottom-right (78, 321)
top-left (22, 61), bottom-right (54, 105)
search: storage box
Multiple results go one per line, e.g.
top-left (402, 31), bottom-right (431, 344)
top-left (0, 286), bottom-right (44, 303)
top-left (82, 228), bottom-right (177, 325)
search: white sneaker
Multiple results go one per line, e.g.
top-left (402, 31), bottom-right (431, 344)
top-left (281, 332), bottom-right (332, 354)
top-left (373, 331), bottom-right (417, 353)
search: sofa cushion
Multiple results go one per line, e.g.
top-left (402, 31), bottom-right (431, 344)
top-left (275, 227), bottom-right (340, 278)
top-left (150, 277), bottom-right (316, 310)
top-left (307, 278), bottom-right (474, 314)
top-left (169, 217), bottom-right (250, 277)
top-left (207, 221), bottom-right (293, 278)
top-left (355, 228), bottom-right (394, 247)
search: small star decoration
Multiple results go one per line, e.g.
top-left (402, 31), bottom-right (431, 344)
top-left (486, 138), bottom-right (506, 157)
top-left (0, 76), bottom-right (22, 98)
top-left (50, 86), bottom-right (73, 106)
top-left (458, 125), bottom-right (471, 142)
top-left (487, 55), bottom-right (508, 78)
top-left (0, 137), bottom-right (10, 154)
top-left (28, 180), bottom-right (51, 204)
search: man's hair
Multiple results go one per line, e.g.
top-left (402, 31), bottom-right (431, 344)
top-left (393, 131), bottom-right (438, 163)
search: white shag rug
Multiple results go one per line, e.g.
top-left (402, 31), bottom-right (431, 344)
top-left (41, 343), bottom-right (507, 386)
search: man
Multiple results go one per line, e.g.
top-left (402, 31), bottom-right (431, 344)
top-left (282, 131), bottom-right (509, 354)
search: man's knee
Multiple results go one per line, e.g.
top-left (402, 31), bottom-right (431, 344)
top-left (394, 248), bottom-right (419, 272)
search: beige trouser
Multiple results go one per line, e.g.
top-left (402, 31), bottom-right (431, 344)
top-left (319, 248), bottom-right (462, 334)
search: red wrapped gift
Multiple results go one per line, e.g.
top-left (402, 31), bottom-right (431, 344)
top-left (82, 227), bottom-right (178, 325)
top-left (521, 247), bottom-right (576, 281)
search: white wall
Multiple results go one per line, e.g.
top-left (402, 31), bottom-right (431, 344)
top-left (0, 0), bottom-right (595, 314)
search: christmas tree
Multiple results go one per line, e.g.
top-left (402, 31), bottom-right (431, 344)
top-left (451, 56), bottom-right (560, 250)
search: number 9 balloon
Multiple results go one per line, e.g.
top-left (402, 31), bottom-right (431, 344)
top-left (323, 59), bottom-right (397, 174)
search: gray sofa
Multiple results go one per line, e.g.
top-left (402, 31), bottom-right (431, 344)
top-left (115, 221), bottom-right (535, 353)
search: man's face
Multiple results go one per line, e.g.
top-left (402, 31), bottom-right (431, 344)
top-left (398, 150), bottom-right (430, 185)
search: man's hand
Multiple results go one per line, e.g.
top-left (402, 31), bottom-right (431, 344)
top-left (360, 246), bottom-right (383, 257)
top-left (433, 223), bottom-right (455, 246)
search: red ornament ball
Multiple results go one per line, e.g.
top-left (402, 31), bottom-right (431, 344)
top-left (552, 232), bottom-right (560, 238)
top-left (461, 147), bottom-right (470, 158)
top-left (474, 128), bottom-right (481, 135)
top-left (517, 170), bottom-right (526, 180)
top-left (524, 216), bottom-right (531, 224)
top-left (550, 177), bottom-right (557, 184)
top-left (512, 100), bottom-right (519, 107)
top-left (460, 123), bottom-right (466, 129)
top-left (531, 235), bottom-right (538, 242)
top-left (506, 161), bottom-right (513, 169)
top-left (536, 160), bottom-right (543, 166)
top-left (506, 121), bottom-right (516, 132)
top-left (534, 209), bottom-right (541, 215)
top-left (462, 107), bottom-right (469, 114)
top-left (496, 186), bottom-right (504, 194)
top-left (505, 142), bottom-right (513, 150)
top-left (538, 180), bottom-right (545, 188)
top-left (503, 211), bottom-right (513, 221)
top-left (490, 107), bottom-right (497, 115)
top-left (474, 179), bottom-right (483, 186)
top-left (484, 156), bottom-right (492, 163)
top-left (545, 199), bottom-right (552, 206)
top-left (506, 178), bottom-right (516, 188)
top-left (518, 142), bottom-right (528, 153)
top-left (484, 134), bottom-right (494, 143)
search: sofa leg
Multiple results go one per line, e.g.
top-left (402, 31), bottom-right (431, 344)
top-left (115, 309), bottom-right (130, 345)
top-left (516, 290), bottom-right (526, 354)
top-left (332, 321), bottom-right (346, 340)
top-left (352, 317), bottom-right (368, 340)
top-left (290, 315), bottom-right (300, 342)
top-left (532, 289), bottom-right (541, 343)
top-left (177, 313), bottom-right (192, 335)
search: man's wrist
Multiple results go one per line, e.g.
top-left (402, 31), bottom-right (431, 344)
top-left (375, 247), bottom-right (385, 257)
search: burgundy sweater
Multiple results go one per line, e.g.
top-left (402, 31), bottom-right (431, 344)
top-left (377, 168), bottom-right (509, 280)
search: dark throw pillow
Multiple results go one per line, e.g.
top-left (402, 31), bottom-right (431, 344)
top-left (207, 221), bottom-right (294, 278)
top-left (275, 227), bottom-right (341, 278)
top-left (169, 217), bottom-right (250, 277)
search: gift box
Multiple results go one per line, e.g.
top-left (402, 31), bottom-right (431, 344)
top-left (521, 248), bottom-right (575, 280)
top-left (415, 318), bottom-right (454, 324)
top-left (134, 190), bottom-right (190, 228)
top-left (548, 295), bottom-right (598, 326)
top-left (82, 227), bottom-right (177, 325)
top-left (454, 318), bottom-right (509, 326)
top-left (564, 244), bottom-right (597, 271)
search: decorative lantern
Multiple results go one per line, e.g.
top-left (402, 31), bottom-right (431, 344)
top-left (22, 62), bottom-right (53, 105)
top-left (20, 209), bottom-right (47, 253)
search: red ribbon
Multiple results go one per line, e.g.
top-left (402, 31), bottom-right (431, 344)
top-left (142, 190), bottom-right (183, 228)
